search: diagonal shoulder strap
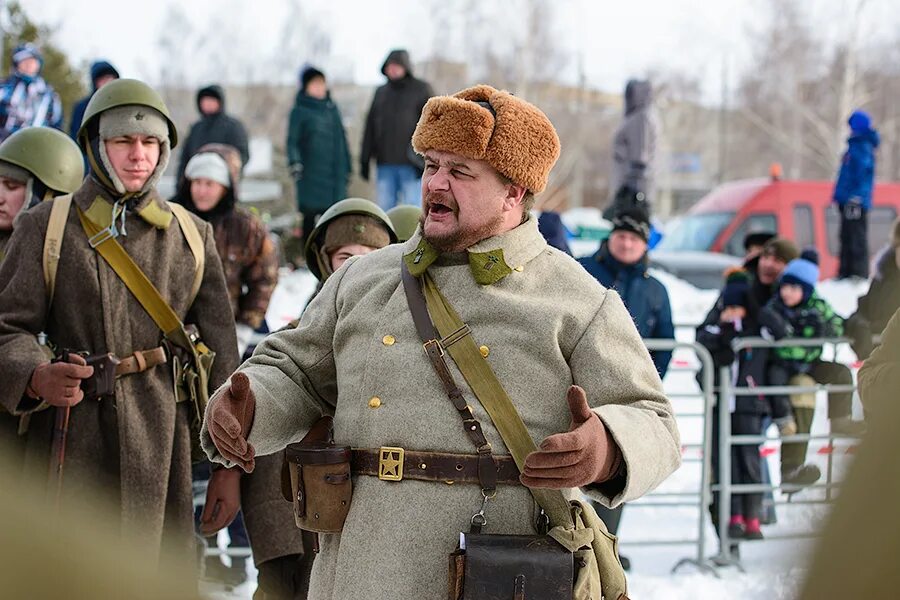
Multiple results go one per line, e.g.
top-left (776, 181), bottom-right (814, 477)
top-left (77, 206), bottom-right (199, 353)
top-left (168, 202), bottom-right (205, 305)
top-left (43, 194), bottom-right (73, 306)
top-left (401, 261), bottom-right (574, 530)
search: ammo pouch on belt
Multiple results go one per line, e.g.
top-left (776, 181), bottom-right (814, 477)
top-left (281, 416), bottom-right (353, 533)
top-left (165, 324), bottom-right (216, 463)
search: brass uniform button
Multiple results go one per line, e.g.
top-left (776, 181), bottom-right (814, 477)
top-left (479, 345), bottom-right (490, 358)
top-left (382, 335), bottom-right (396, 346)
top-left (513, 265), bottom-right (524, 272)
top-left (368, 396), bottom-right (382, 409)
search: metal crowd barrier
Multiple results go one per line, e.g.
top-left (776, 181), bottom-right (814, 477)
top-left (712, 336), bottom-right (863, 571)
top-left (613, 338), bottom-right (719, 576)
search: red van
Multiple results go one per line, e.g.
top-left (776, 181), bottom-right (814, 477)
top-left (655, 177), bottom-right (900, 279)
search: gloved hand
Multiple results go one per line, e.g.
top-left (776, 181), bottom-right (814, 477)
top-left (289, 163), bottom-right (303, 183)
top-left (199, 466), bottom-right (242, 536)
top-left (521, 386), bottom-right (621, 489)
top-left (208, 372), bottom-right (256, 472)
top-left (359, 160), bottom-right (370, 182)
top-left (27, 354), bottom-right (94, 407)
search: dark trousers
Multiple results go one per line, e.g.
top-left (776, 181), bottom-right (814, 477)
top-left (253, 532), bottom-right (317, 600)
top-left (300, 210), bottom-right (319, 249)
top-left (839, 204), bottom-right (869, 279)
top-left (709, 410), bottom-right (763, 531)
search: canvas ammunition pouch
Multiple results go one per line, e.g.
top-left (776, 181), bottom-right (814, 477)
top-left (401, 261), bottom-right (629, 600)
top-left (40, 195), bottom-right (214, 462)
top-left (281, 416), bottom-right (353, 533)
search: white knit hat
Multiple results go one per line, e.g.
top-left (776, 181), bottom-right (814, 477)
top-left (184, 152), bottom-right (231, 188)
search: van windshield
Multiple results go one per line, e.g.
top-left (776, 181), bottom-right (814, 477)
top-left (657, 212), bottom-right (735, 252)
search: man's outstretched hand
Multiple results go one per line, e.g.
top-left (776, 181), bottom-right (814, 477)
top-left (208, 373), bottom-right (256, 472)
top-left (521, 385), bottom-right (621, 489)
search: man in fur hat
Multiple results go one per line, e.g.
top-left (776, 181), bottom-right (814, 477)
top-left (201, 85), bottom-right (680, 599)
top-left (0, 79), bottom-right (239, 566)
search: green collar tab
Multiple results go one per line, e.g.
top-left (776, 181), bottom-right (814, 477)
top-left (84, 195), bottom-right (172, 231)
top-left (402, 238), bottom-right (514, 285)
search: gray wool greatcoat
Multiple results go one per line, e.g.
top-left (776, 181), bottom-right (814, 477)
top-left (0, 178), bottom-right (239, 565)
top-left (201, 217), bottom-right (680, 600)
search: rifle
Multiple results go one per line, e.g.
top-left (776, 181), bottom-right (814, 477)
top-left (47, 350), bottom-right (120, 509)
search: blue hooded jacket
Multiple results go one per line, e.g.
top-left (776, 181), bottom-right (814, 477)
top-left (578, 242), bottom-right (674, 377)
top-left (833, 110), bottom-right (880, 209)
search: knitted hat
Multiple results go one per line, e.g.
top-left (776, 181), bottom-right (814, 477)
top-left (322, 214), bottom-right (392, 256)
top-left (722, 267), bottom-right (751, 308)
top-left (0, 159), bottom-right (31, 184)
top-left (97, 105), bottom-right (171, 195)
top-left (12, 44), bottom-right (41, 67)
top-left (611, 204), bottom-right (651, 242)
top-left (780, 257), bottom-right (819, 292)
top-left (412, 85), bottom-right (560, 193)
top-left (743, 231), bottom-right (776, 252)
top-left (185, 152), bottom-right (231, 188)
top-left (300, 66), bottom-right (325, 91)
top-left (761, 238), bottom-right (799, 264)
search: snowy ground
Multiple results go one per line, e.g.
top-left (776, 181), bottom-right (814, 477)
top-left (203, 263), bottom-right (870, 599)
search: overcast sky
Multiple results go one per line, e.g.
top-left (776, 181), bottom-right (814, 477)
top-left (24, 0), bottom-right (900, 100)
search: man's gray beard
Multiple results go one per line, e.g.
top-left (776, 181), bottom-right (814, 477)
top-left (420, 212), bottom-right (507, 253)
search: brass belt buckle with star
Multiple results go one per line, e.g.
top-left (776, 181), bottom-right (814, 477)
top-left (378, 446), bottom-right (405, 481)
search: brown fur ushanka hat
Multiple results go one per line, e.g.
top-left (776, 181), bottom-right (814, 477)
top-left (411, 85), bottom-right (561, 194)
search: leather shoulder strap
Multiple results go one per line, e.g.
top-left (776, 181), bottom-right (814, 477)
top-left (43, 194), bottom-right (73, 306)
top-left (76, 206), bottom-right (196, 353)
top-left (401, 260), bottom-right (573, 530)
top-left (168, 202), bottom-right (205, 305)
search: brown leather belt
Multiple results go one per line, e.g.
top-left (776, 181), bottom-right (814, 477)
top-left (351, 448), bottom-right (522, 485)
top-left (115, 347), bottom-right (167, 377)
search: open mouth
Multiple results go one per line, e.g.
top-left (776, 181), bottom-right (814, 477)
top-left (429, 203), bottom-right (453, 215)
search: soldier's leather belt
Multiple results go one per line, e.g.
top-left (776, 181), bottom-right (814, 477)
top-left (351, 448), bottom-right (522, 485)
top-left (115, 347), bottom-right (167, 377)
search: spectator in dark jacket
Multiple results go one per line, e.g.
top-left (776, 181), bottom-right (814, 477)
top-left (0, 44), bottom-right (62, 142)
top-left (537, 211), bottom-right (572, 255)
top-left (176, 85), bottom-right (250, 180)
top-left (578, 204), bottom-right (673, 569)
top-left (360, 49), bottom-right (434, 210)
top-left (846, 217), bottom-right (900, 359)
top-left (833, 110), bottom-right (879, 280)
top-left (69, 60), bottom-right (119, 140)
top-left (697, 267), bottom-right (778, 552)
top-left (287, 66), bottom-right (351, 246)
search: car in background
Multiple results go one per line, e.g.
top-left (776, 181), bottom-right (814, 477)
top-left (654, 176), bottom-right (900, 283)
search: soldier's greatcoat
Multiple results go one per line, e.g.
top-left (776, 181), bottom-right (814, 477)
top-left (0, 178), bottom-right (239, 564)
top-left (202, 217), bottom-right (680, 599)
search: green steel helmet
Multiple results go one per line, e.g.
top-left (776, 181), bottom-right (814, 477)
top-left (76, 78), bottom-right (178, 149)
top-left (304, 197), bottom-right (397, 281)
top-left (385, 205), bottom-right (422, 243)
top-left (0, 127), bottom-right (84, 194)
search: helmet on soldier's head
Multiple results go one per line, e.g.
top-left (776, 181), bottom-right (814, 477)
top-left (76, 78), bottom-right (178, 149)
top-left (304, 198), bottom-right (397, 281)
top-left (386, 205), bottom-right (422, 243)
top-left (0, 128), bottom-right (84, 196)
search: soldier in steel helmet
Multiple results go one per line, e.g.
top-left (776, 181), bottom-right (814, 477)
top-left (0, 126), bottom-right (84, 466)
top-left (386, 204), bottom-right (422, 243)
top-left (0, 79), bottom-right (239, 565)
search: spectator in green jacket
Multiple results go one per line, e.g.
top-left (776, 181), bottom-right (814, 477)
top-left (287, 66), bottom-right (351, 248)
top-left (762, 250), bottom-right (863, 490)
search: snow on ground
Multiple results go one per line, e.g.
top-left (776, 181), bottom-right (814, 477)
top-left (207, 265), bottom-right (869, 599)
